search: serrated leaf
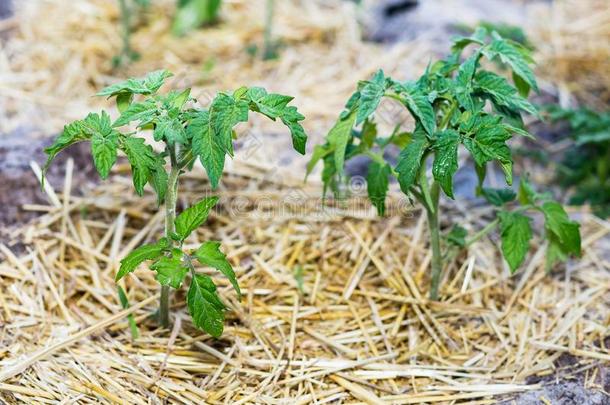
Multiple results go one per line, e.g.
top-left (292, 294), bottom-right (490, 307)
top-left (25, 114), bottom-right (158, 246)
top-left (154, 115), bottom-right (187, 145)
top-left (279, 106), bottom-right (307, 155)
top-left (474, 71), bottom-right (537, 116)
top-left (462, 118), bottom-right (513, 185)
top-left (151, 250), bottom-right (188, 289)
top-left (356, 70), bottom-right (386, 125)
top-left (481, 187), bottom-right (516, 206)
top-left (175, 197), bottom-right (220, 241)
top-left (244, 89), bottom-right (307, 155)
top-left (541, 201), bottom-right (581, 257)
top-left (367, 161), bottom-right (391, 216)
top-left (194, 241), bottom-right (241, 298)
top-left (187, 274), bottom-right (225, 337)
top-left (97, 70), bottom-right (173, 98)
top-left (498, 211), bottom-right (532, 272)
top-left (121, 137), bottom-right (158, 195)
top-left (189, 110), bottom-right (226, 189)
top-left (44, 112), bottom-right (110, 171)
top-left (401, 91), bottom-right (436, 135)
top-left (149, 157), bottom-right (168, 206)
top-left (306, 144), bottom-right (332, 179)
top-left (432, 129), bottom-right (460, 198)
top-left (113, 99), bottom-right (158, 127)
top-left (116, 238), bottom-right (170, 281)
top-left (454, 52), bottom-right (480, 111)
top-left (91, 130), bottom-right (119, 179)
top-left (482, 39), bottom-right (538, 93)
top-left (395, 127), bottom-right (429, 194)
top-left (210, 93), bottom-right (249, 155)
top-left (327, 109), bottom-right (357, 175)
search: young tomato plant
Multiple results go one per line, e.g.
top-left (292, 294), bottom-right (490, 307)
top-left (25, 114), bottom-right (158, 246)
top-left (44, 70), bottom-right (307, 336)
top-left (546, 106), bottom-right (610, 218)
top-left (308, 27), bottom-right (581, 300)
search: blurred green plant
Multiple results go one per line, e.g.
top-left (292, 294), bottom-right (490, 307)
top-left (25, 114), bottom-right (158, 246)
top-left (173, 0), bottom-right (223, 36)
top-left (308, 27), bottom-right (581, 299)
top-left (547, 106), bottom-right (610, 218)
top-left (114, 0), bottom-right (150, 68)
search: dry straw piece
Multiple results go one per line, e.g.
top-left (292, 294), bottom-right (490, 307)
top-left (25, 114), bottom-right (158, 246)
top-left (0, 0), bottom-right (609, 403)
top-left (0, 156), bottom-right (607, 403)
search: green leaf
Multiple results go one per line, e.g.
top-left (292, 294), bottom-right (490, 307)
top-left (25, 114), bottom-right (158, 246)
top-left (151, 250), bottom-right (189, 289)
top-left (187, 274), bottom-right (225, 337)
top-left (481, 187), bottom-right (516, 206)
top-left (194, 241), bottom-right (241, 298)
top-left (482, 39), bottom-right (538, 93)
top-left (306, 144), bottom-right (332, 179)
top-left (366, 161), bottom-right (391, 216)
top-left (113, 99), bottom-right (158, 127)
top-left (279, 105), bottom-right (307, 155)
top-left (498, 211), bottom-right (533, 272)
top-left (395, 127), bottom-right (429, 194)
top-left (401, 91), bottom-right (436, 135)
top-left (210, 93), bottom-right (249, 155)
top-left (116, 93), bottom-right (134, 113)
top-left (117, 286), bottom-right (140, 340)
top-left (432, 129), bottom-right (460, 198)
top-left (540, 201), bottom-right (581, 264)
top-left (462, 117), bottom-right (513, 185)
top-left (327, 109), bottom-right (357, 175)
top-left (474, 71), bottom-right (537, 116)
top-left (154, 115), bottom-right (187, 145)
top-left (454, 52), bottom-right (480, 111)
top-left (175, 197), bottom-right (220, 241)
top-left (44, 112), bottom-right (110, 172)
top-left (121, 137), bottom-right (158, 195)
top-left (447, 225), bottom-right (467, 248)
top-left (189, 110), bottom-right (226, 189)
top-left (517, 176), bottom-right (542, 205)
top-left (149, 157), bottom-right (168, 206)
top-left (244, 89), bottom-right (307, 154)
top-left (91, 127), bottom-right (119, 180)
top-left (356, 70), bottom-right (386, 125)
top-left (116, 238), bottom-right (170, 281)
top-left (97, 70), bottom-right (173, 98)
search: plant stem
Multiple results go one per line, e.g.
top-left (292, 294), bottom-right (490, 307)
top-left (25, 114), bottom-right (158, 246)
top-left (262, 0), bottom-right (275, 60)
top-left (416, 157), bottom-right (443, 300)
top-left (117, 0), bottom-right (132, 61)
top-left (159, 147), bottom-right (180, 328)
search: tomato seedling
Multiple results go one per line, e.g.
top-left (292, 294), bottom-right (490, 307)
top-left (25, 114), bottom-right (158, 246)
top-left (308, 27), bottom-right (581, 300)
top-left (44, 70), bottom-right (307, 336)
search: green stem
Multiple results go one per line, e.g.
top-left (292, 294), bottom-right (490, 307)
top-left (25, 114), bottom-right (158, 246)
top-left (465, 218), bottom-right (499, 247)
top-left (415, 156), bottom-right (443, 300)
top-left (118, 0), bottom-right (132, 61)
top-left (159, 146), bottom-right (180, 328)
top-left (262, 0), bottom-right (275, 60)
top-left (439, 100), bottom-right (457, 130)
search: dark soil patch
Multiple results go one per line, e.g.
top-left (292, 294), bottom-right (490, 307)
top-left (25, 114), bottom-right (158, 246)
top-left (0, 128), bottom-right (97, 236)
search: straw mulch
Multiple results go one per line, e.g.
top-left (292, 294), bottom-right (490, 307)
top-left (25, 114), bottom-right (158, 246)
top-left (0, 0), bottom-right (609, 403)
top-left (532, 0), bottom-right (610, 109)
top-left (0, 158), bottom-right (608, 403)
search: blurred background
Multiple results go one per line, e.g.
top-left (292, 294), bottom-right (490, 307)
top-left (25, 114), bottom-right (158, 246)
top-left (0, 0), bottom-right (608, 225)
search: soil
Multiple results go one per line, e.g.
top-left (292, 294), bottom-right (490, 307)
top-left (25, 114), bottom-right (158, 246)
top-left (0, 127), bottom-right (97, 237)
